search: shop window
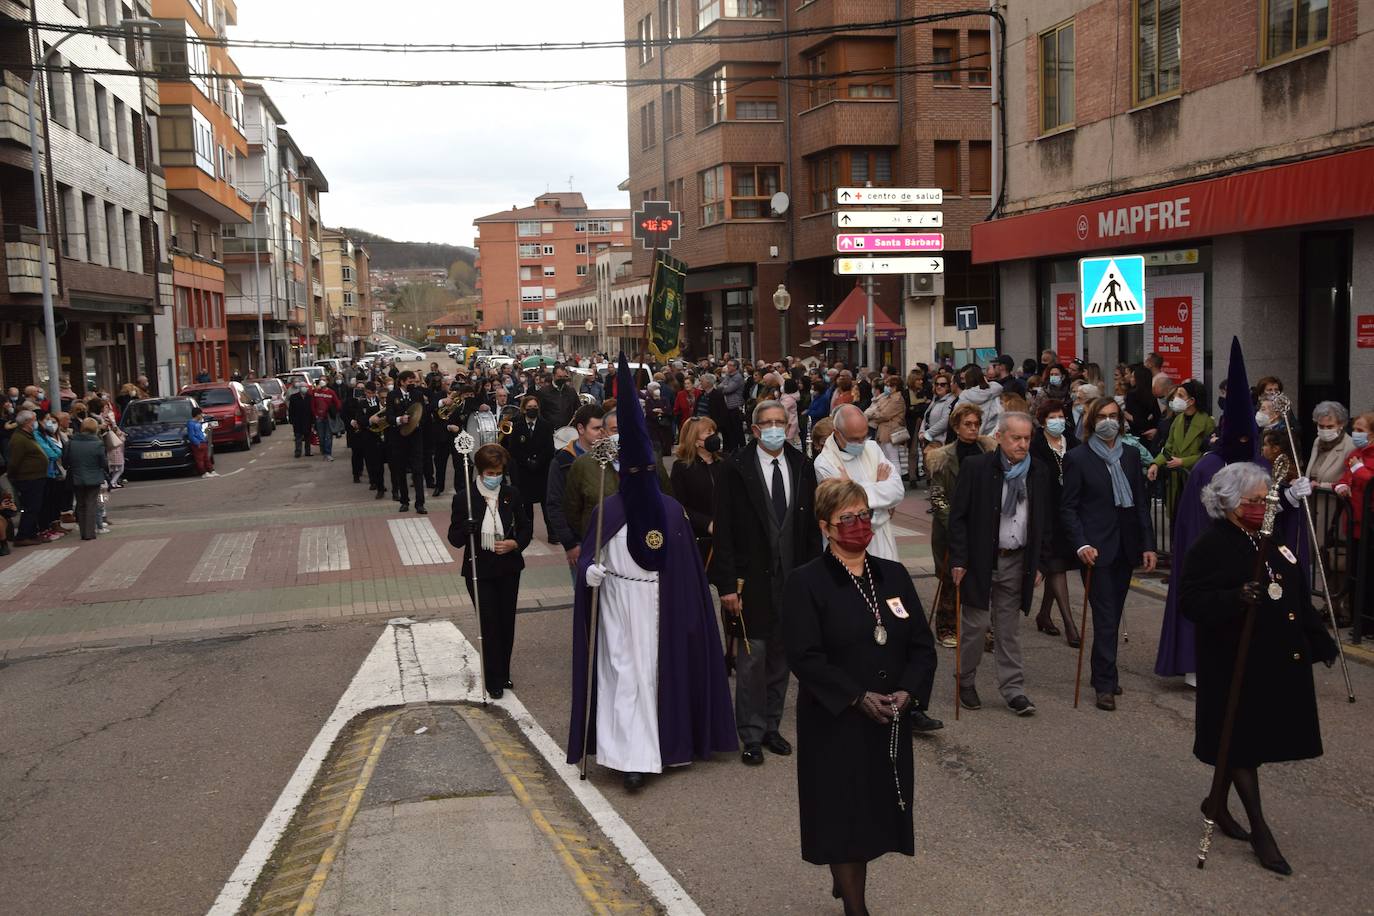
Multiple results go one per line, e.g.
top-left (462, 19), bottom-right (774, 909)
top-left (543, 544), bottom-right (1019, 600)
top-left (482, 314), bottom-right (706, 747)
top-left (1040, 21), bottom-right (1075, 132)
top-left (935, 141), bottom-right (960, 195)
top-left (1263, 0), bottom-right (1327, 62)
top-left (730, 164), bottom-right (781, 219)
top-left (969, 141), bottom-right (991, 195)
top-left (932, 31), bottom-right (957, 84)
top-left (1136, 0), bottom-right (1181, 104)
top-left (967, 31), bottom-right (991, 85)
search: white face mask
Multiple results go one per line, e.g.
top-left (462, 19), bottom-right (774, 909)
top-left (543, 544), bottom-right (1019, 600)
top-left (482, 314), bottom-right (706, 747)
top-left (1317, 427), bottom-right (1341, 443)
top-left (1255, 410), bottom-right (1275, 429)
top-left (1169, 397), bottom-right (1188, 413)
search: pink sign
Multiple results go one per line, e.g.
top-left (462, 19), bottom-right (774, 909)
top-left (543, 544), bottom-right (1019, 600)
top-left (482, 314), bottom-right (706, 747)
top-left (834, 233), bottom-right (944, 253)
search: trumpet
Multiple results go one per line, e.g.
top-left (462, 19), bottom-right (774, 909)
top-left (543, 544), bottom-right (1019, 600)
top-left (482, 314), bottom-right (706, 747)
top-left (498, 404), bottom-right (520, 442)
top-left (436, 400), bottom-right (457, 420)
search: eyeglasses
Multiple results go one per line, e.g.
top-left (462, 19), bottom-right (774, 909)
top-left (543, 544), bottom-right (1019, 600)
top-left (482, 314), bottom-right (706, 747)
top-left (755, 419), bottom-right (786, 429)
top-left (934, 381), bottom-right (950, 388)
top-left (833, 510), bottom-right (874, 526)
top-left (1239, 496), bottom-right (1267, 506)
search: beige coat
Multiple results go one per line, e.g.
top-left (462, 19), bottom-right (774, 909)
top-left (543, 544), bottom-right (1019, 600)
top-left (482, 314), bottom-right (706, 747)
top-left (865, 391), bottom-right (906, 444)
top-left (1308, 434), bottom-right (1356, 486)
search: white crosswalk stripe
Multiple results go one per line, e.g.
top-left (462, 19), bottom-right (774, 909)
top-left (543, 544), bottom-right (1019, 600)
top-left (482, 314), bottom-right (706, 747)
top-left (76, 539), bottom-right (170, 593)
top-left (522, 538), bottom-right (554, 557)
top-left (890, 523), bottom-right (921, 538)
top-left (189, 531), bottom-right (258, 582)
top-left (298, 525), bottom-right (350, 573)
top-left (0, 547), bottom-right (79, 599)
top-left (388, 518), bottom-right (452, 566)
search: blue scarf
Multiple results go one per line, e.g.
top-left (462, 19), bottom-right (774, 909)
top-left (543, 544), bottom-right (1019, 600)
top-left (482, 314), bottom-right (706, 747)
top-left (35, 428), bottom-right (63, 478)
top-left (999, 450), bottom-right (1030, 516)
top-left (1088, 434), bottom-right (1134, 508)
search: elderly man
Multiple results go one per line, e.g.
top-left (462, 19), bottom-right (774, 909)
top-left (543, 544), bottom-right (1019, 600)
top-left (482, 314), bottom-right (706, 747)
top-left (8, 410), bottom-right (49, 546)
top-left (717, 359), bottom-right (746, 451)
top-left (814, 403), bottom-right (905, 562)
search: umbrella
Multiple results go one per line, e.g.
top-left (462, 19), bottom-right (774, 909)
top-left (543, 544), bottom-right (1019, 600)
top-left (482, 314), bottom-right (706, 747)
top-left (521, 355), bottom-right (555, 370)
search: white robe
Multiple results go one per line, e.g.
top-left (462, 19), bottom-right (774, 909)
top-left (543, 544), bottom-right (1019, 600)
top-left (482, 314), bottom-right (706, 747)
top-left (594, 525), bottom-right (662, 774)
top-left (813, 438), bottom-right (906, 562)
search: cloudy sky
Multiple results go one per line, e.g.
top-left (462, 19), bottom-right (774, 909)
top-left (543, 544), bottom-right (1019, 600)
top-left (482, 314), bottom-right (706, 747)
top-left (233, 1), bottom-right (631, 247)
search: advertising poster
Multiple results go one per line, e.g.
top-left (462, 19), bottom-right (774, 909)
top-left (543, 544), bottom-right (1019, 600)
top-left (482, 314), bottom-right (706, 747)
top-left (1049, 282), bottom-right (1081, 363)
top-left (1145, 273), bottom-right (1205, 384)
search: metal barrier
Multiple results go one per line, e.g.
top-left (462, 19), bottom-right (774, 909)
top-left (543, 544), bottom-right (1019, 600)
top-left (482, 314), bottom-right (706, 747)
top-left (1148, 466), bottom-right (1189, 564)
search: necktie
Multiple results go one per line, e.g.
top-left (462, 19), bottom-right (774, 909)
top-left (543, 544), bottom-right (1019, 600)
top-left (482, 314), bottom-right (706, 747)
top-left (771, 457), bottom-right (786, 525)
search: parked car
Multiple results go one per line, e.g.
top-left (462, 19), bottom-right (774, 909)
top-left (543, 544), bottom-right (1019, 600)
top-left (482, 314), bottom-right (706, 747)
top-left (179, 382), bottom-right (261, 450)
top-left (314, 358), bottom-right (351, 376)
top-left (241, 381), bottom-right (275, 436)
top-left (120, 397), bottom-right (212, 476)
top-left (250, 376), bottom-right (288, 423)
top-left (288, 366), bottom-right (326, 385)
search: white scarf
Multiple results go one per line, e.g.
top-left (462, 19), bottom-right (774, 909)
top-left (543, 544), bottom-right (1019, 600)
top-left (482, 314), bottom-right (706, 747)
top-left (479, 483), bottom-right (505, 550)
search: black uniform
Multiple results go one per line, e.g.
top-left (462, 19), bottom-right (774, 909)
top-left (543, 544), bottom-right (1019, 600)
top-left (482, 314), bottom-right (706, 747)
top-left (344, 392), bottom-right (386, 491)
top-left (505, 411), bottom-right (555, 522)
top-left (287, 390), bottom-right (314, 457)
top-left (386, 385), bottom-right (426, 511)
top-left (421, 383), bottom-right (445, 489)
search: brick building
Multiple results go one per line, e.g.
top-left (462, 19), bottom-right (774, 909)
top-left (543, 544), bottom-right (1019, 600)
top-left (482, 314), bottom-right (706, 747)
top-left (473, 192), bottom-right (631, 341)
top-left (622, 0), bottom-right (995, 366)
top-left (972, 0), bottom-right (1374, 415)
top-left (321, 227), bottom-right (369, 358)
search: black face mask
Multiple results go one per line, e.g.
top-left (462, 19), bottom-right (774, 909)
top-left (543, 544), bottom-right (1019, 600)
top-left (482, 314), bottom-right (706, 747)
top-left (703, 434), bottom-right (722, 453)
top-left (555, 379), bottom-right (566, 389)
top-left (524, 409), bottom-right (538, 419)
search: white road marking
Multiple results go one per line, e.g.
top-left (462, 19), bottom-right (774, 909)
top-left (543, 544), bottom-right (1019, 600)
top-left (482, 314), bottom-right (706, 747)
top-left (189, 531), bottom-right (257, 582)
top-left (522, 538), bottom-right (553, 557)
top-left (0, 547), bottom-right (80, 599)
top-left (149, 467), bottom-right (246, 488)
top-left (75, 539), bottom-right (169, 593)
top-left (297, 525), bottom-right (349, 573)
top-left (890, 523), bottom-right (921, 538)
top-left (387, 517), bottom-right (451, 566)
top-left (207, 620), bottom-right (701, 916)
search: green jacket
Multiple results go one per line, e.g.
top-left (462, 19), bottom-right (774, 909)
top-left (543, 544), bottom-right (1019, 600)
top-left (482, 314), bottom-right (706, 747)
top-left (563, 452), bottom-right (673, 542)
top-left (8, 428), bottom-right (49, 481)
top-left (926, 436), bottom-right (997, 529)
top-left (63, 432), bottom-right (108, 487)
top-left (1152, 411), bottom-right (1215, 470)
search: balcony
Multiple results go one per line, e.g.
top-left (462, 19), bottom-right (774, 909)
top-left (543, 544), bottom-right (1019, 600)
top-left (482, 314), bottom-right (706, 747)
top-left (307, 197), bottom-right (319, 222)
top-left (4, 227), bottom-right (56, 296)
top-left (226, 294), bottom-right (289, 321)
top-left (313, 280), bottom-right (323, 299)
top-left (795, 99), bottom-right (899, 157)
top-left (310, 238), bottom-right (321, 260)
top-left (0, 71), bottom-right (34, 148)
top-left (222, 237), bottom-right (271, 255)
top-left (791, 0), bottom-right (898, 51)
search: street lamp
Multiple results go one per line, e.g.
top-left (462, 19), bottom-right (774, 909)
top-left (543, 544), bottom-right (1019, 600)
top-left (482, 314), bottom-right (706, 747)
top-left (772, 283), bottom-right (792, 359)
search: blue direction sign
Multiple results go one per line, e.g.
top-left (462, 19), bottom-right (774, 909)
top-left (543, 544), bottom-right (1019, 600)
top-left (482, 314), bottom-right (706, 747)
top-left (1079, 255), bottom-right (1146, 328)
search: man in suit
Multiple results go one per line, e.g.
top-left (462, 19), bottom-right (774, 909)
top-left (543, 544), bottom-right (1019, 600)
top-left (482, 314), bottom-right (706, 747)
top-left (710, 400), bottom-right (822, 765)
top-left (386, 371), bottom-right (427, 515)
top-left (344, 380), bottom-right (387, 496)
top-left (949, 412), bottom-right (1054, 716)
top-left (1061, 397), bottom-right (1157, 711)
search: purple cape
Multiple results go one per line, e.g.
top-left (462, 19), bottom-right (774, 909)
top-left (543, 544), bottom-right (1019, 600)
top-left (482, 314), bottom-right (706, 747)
top-left (566, 492), bottom-right (738, 767)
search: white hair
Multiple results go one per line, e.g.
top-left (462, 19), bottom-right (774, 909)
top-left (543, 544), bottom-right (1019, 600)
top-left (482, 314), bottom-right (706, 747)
top-left (1312, 400), bottom-right (1349, 426)
top-left (15, 409), bottom-right (35, 426)
top-left (1200, 463), bottom-right (1271, 520)
top-left (996, 411), bottom-right (1034, 434)
top-left (1077, 384), bottom-right (1101, 401)
top-left (830, 402), bottom-right (866, 429)
top-left (752, 399), bottom-right (785, 425)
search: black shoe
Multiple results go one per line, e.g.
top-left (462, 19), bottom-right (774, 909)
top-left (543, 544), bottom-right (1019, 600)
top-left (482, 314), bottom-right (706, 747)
top-left (305, 450), bottom-right (312, 457)
top-left (0, 542), bottom-right (9, 557)
top-left (488, 687), bottom-right (504, 699)
top-left (375, 488), bottom-right (385, 500)
top-left (1114, 685), bottom-right (1124, 695)
top-left (504, 680), bottom-right (514, 690)
top-left (762, 732), bottom-right (792, 756)
top-left (623, 772), bottom-right (646, 791)
top-left (1096, 693), bottom-right (1116, 711)
top-left (415, 506), bottom-right (427, 515)
top-left (1008, 695), bottom-right (1037, 716)
top-left (741, 746), bottom-right (764, 766)
top-left (909, 708), bottom-right (944, 732)
top-left (432, 487), bottom-right (443, 498)
top-left (959, 685), bottom-right (982, 710)
top-left (1251, 833), bottom-right (1292, 875)
top-left (1202, 799), bottom-right (1251, 842)
top-left (399, 504), bottom-right (409, 513)
top-left (294, 451), bottom-right (301, 458)
top-left (353, 476), bottom-right (362, 483)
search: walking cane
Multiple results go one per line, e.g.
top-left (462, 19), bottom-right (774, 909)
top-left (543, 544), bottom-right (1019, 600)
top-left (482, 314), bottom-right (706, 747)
top-left (953, 580), bottom-right (962, 721)
top-left (1198, 478), bottom-right (1282, 868)
top-left (1274, 394), bottom-right (1356, 703)
top-left (453, 432), bottom-right (487, 704)
top-left (1073, 566), bottom-right (1094, 709)
top-left (579, 436), bottom-right (619, 780)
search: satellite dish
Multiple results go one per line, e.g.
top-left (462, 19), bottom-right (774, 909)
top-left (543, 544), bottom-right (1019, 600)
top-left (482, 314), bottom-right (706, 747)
top-left (770, 192), bottom-right (790, 216)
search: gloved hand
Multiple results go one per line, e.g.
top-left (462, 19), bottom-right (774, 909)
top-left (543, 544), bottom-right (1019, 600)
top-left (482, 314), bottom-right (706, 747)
top-left (585, 563), bottom-right (608, 588)
top-left (1285, 476), bottom-right (1313, 506)
top-left (1239, 581), bottom-right (1265, 605)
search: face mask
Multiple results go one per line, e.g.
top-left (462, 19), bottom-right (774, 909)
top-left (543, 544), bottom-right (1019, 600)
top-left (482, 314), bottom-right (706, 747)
top-left (480, 474), bottom-right (502, 491)
top-left (1316, 427), bottom-right (1340, 443)
top-left (1354, 432), bottom-right (1370, 449)
top-left (608, 433), bottom-right (620, 447)
top-left (1255, 411), bottom-right (1274, 429)
top-left (842, 440), bottom-right (865, 457)
top-left (1046, 418), bottom-right (1066, 436)
top-left (883, 386), bottom-right (894, 396)
top-left (1094, 418), bottom-right (1120, 441)
top-left (1170, 398), bottom-right (1188, 413)
top-left (830, 516), bottom-right (874, 553)
top-left (1048, 375), bottom-right (1063, 387)
top-left (759, 427), bottom-right (787, 451)
top-left (43, 420), bottom-right (57, 432)
top-left (555, 379), bottom-right (566, 389)
top-left (1237, 502), bottom-right (1267, 531)
top-left (524, 409), bottom-right (538, 419)
top-left (703, 434), bottom-right (722, 453)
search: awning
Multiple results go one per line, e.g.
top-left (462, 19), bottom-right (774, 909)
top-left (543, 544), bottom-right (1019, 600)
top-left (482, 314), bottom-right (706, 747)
top-left (813, 284), bottom-right (907, 340)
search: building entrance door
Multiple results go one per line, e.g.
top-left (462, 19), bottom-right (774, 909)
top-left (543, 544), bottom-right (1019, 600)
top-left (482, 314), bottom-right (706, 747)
top-left (1298, 231), bottom-right (1351, 451)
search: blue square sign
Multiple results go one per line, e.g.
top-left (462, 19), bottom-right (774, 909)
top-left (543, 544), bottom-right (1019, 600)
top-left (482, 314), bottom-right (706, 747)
top-left (1079, 255), bottom-right (1146, 328)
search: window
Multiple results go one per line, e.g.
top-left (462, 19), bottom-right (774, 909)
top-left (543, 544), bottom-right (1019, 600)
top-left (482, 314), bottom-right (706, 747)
top-left (114, 98), bottom-right (130, 160)
top-left (82, 194), bottom-right (99, 262)
top-left (806, 40), bottom-right (894, 105)
top-left (698, 0), bottom-right (776, 29)
top-left (105, 202), bottom-right (122, 268)
top-left (932, 31), bottom-right (957, 84)
top-left (668, 178), bottom-right (686, 211)
top-left (521, 307), bottom-right (543, 323)
top-left (1263, 0), bottom-right (1329, 62)
top-left (521, 287), bottom-right (544, 302)
top-left (1040, 21), bottom-right (1075, 132)
top-left (664, 0), bottom-right (681, 39)
top-left (576, 264), bottom-right (589, 277)
top-left (969, 141), bottom-right (992, 195)
top-left (700, 63), bottom-right (779, 123)
top-left (968, 31), bottom-right (991, 85)
top-left (1136, 0), bottom-right (1181, 103)
top-left (638, 14), bottom-right (654, 65)
top-left (543, 265), bottom-right (556, 277)
top-left (520, 266), bottom-right (535, 281)
top-left (93, 84), bottom-right (111, 150)
top-left (124, 210), bottom-right (141, 272)
top-left (544, 287), bottom-right (557, 300)
top-left (543, 222), bottom-right (554, 233)
top-left (517, 220), bottom-right (541, 237)
top-left (809, 150), bottom-right (893, 212)
top-left (699, 67), bottom-right (727, 126)
top-left (151, 22), bottom-right (211, 98)
top-left (935, 141), bottom-right (960, 194)
top-left (542, 244), bottom-right (556, 256)
top-left (699, 165), bottom-right (725, 226)
top-left (519, 242), bottom-right (540, 258)
top-left (640, 100), bottom-right (656, 150)
top-left (573, 221), bottom-right (586, 232)
top-left (665, 88), bottom-right (683, 137)
top-left (574, 242), bottom-right (587, 254)
top-left (343, 292), bottom-right (354, 307)
top-left (849, 149), bottom-right (893, 186)
top-left (730, 164), bottom-right (781, 219)
top-left (70, 65), bottom-right (90, 139)
top-left (342, 266), bottom-right (354, 282)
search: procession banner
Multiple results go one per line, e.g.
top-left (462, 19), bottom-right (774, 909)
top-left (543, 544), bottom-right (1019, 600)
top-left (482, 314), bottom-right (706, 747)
top-left (647, 252), bottom-right (688, 362)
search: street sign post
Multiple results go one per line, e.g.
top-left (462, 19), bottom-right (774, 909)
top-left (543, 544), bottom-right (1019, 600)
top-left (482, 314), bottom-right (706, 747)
top-left (955, 305), bottom-right (978, 361)
top-left (835, 210), bottom-right (943, 229)
top-left (1079, 255), bottom-right (1147, 328)
top-left (835, 233), bottom-right (944, 253)
top-left (835, 257), bottom-right (944, 275)
top-left (836, 188), bottom-right (943, 205)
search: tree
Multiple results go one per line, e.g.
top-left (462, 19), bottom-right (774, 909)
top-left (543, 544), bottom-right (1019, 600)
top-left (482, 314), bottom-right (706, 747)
top-left (449, 260), bottom-right (476, 295)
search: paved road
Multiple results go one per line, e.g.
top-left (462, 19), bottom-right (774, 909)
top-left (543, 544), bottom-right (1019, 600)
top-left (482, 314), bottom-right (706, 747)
top-left (1, 429), bottom-right (1371, 914)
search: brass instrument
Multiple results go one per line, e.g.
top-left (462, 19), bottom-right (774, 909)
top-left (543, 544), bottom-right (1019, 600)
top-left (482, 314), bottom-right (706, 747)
top-left (369, 412), bottom-right (390, 437)
top-left (398, 400), bottom-right (424, 437)
top-left (497, 404), bottom-right (520, 442)
top-left (436, 399), bottom-right (457, 421)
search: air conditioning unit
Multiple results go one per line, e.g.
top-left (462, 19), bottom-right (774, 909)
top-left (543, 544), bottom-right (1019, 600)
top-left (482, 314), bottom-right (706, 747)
top-left (905, 273), bottom-right (945, 298)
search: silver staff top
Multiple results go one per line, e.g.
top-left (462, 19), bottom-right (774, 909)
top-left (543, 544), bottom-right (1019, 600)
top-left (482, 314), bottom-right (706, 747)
top-left (454, 431), bottom-right (477, 456)
top-left (591, 435), bottom-right (619, 467)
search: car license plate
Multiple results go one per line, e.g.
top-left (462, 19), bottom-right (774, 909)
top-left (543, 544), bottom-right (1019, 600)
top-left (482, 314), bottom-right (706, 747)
top-left (144, 450), bottom-right (174, 459)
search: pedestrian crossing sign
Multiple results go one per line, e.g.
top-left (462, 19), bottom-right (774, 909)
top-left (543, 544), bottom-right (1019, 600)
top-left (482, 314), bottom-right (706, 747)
top-left (1079, 255), bottom-right (1146, 328)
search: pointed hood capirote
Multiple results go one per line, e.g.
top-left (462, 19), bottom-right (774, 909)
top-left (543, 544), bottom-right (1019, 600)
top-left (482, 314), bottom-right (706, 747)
top-left (614, 352), bottom-right (668, 571)
top-left (1217, 336), bottom-right (1259, 463)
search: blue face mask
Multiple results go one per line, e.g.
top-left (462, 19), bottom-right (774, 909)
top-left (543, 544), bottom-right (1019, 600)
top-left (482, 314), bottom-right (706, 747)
top-left (759, 427), bottom-right (787, 451)
top-left (842, 440), bottom-right (866, 457)
top-left (1354, 432), bottom-right (1370, 449)
top-left (480, 474), bottom-right (502, 491)
top-left (1046, 417), bottom-right (1066, 436)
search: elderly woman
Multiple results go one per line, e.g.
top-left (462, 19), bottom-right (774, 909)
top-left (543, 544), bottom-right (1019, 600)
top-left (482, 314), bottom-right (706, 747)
top-left (1308, 401), bottom-right (1355, 489)
top-left (64, 418), bottom-right (108, 540)
top-left (865, 374), bottom-right (907, 469)
top-left (784, 478), bottom-right (937, 916)
top-left (1181, 462), bottom-right (1336, 875)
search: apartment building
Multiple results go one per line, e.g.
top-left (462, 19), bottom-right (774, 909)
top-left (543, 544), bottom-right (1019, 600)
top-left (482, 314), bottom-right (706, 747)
top-left (473, 192), bottom-right (631, 341)
top-left (554, 246), bottom-right (649, 357)
top-left (321, 227), bottom-right (370, 359)
top-left (622, 0), bottom-right (995, 366)
top-left (971, 0), bottom-right (1373, 414)
top-left (149, 0), bottom-right (249, 387)
top-left (0, 0), bottom-right (168, 395)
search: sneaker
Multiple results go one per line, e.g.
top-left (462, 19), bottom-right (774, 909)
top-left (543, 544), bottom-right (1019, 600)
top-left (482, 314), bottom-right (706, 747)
top-left (209, 471), bottom-right (220, 478)
top-left (1008, 695), bottom-right (1036, 716)
top-left (202, 472), bottom-right (213, 478)
top-left (325, 455), bottom-right (334, 462)
top-left (39, 530), bottom-right (63, 542)
top-left (958, 685), bottom-right (982, 710)
top-left (96, 525), bottom-right (112, 534)
top-left (938, 630), bottom-right (958, 649)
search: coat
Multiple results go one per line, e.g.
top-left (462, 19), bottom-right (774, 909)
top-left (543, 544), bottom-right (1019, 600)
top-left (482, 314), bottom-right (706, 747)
top-left (1060, 442), bottom-right (1156, 567)
top-left (536, 382), bottom-right (580, 428)
top-left (287, 391), bottom-right (313, 433)
top-left (343, 394), bottom-right (382, 447)
top-left (1308, 433), bottom-right (1355, 486)
top-left (783, 554), bottom-right (937, 865)
top-left (1029, 428), bottom-right (1081, 570)
top-left (563, 451), bottom-right (673, 542)
top-left (63, 432), bottom-right (108, 487)
top-left (710, 442), bottom-right (821, 635)
top-left (866, 391), bottom-right (905, 444)
top-left (1181, 519), bottom-right (1336, 766)
top-left (447, 480), bottom-right (533, 580)
top-left (669, 456), bottom-right (725, 559)
top-left (505, 414), bottom-right (555, 503)
top-left (8, 428), bottom-right (49, 481)
top-left (947, 450), bottom-right (1054, 612)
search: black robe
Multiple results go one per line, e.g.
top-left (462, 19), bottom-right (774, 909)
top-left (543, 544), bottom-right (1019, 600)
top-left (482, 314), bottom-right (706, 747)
top-left (1180, 519), bottom-right (1338, 767)
top-left (784, 554), bottom-right (937, 865)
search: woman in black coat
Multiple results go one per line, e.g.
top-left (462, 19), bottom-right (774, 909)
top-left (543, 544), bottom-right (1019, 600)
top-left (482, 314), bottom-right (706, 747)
top-left (1181, 462), bottom-right (1337, 875)
top-left (784, 478), bottom-right (937, 916)
top-left (504, 394), bottom-right (555, 524)
top-left (1028, 399), bottom-right (1081, 645)
top-left (1123, 365), bottom-right (1160, 441)
top-left (668, 417), bottom-right (724, 561)
top-left (447, 443), bottom-right (534, 699)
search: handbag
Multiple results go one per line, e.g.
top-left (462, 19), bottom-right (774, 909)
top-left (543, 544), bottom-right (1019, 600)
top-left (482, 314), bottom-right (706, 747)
top-left (890, 427), bottom-right (911, 446)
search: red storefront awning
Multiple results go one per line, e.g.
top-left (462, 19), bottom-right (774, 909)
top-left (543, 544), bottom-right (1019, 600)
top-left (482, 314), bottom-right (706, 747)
top-left (814, 284), bottom-right (907, 340)
top-left (971, 146), bottom-right (1374, 264)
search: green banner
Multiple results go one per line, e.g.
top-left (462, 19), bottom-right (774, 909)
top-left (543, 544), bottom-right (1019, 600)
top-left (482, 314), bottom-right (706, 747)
top-left (647, 252), bottom-right (687, 362)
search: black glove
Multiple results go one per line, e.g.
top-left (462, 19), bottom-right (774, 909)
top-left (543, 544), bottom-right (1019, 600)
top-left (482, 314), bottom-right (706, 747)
top-left (1239, 581), bottom-right (1265, 606)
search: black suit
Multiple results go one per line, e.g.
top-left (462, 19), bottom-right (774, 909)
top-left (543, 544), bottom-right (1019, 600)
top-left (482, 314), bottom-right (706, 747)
top-left (386, 387), bottom-right (426, 510)
top-left (506, 414), bottom-right (554, 516)
top-left (1060, 441), bottom-right (1156, 694)
top-left (343, 394), bottom-right (385, 489)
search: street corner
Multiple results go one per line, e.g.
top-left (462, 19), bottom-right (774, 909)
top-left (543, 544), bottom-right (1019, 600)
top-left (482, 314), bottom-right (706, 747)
top-left (242, 702), bottom-right (663, 916)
